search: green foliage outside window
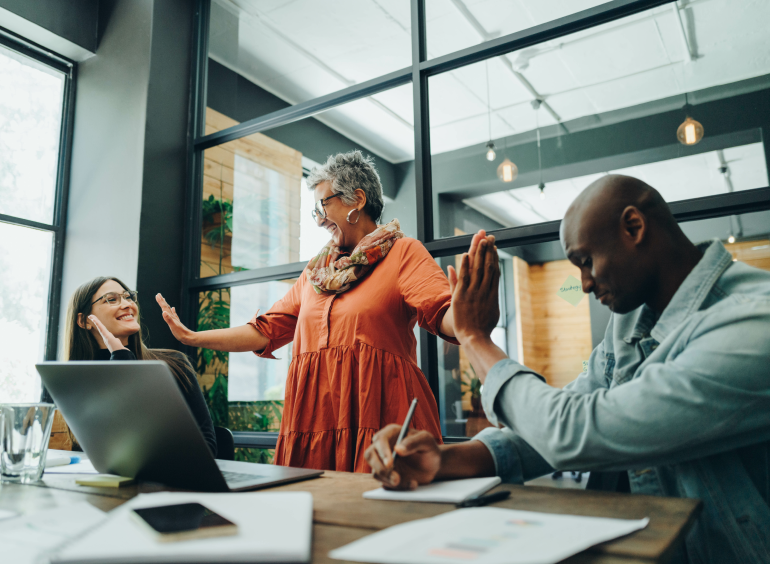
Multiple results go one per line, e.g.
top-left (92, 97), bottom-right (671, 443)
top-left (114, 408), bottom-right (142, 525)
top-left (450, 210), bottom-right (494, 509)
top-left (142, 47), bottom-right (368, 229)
top-left (198, 193), bottom-right (284, 464)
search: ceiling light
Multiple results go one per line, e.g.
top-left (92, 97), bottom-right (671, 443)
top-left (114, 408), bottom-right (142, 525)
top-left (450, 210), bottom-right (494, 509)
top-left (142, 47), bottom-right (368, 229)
top-left (727, 234), bottom-right (736, 244)
top-left (539, 182), bottom-right (546, 200)
top-left (677, 94), bottom-right (703, 146)
top-left (497, 159), bottom-right (518, 183)
top-left (677, 116), bottom-right (704, 145)
top-left (485, 141), bottom-right (496, 161)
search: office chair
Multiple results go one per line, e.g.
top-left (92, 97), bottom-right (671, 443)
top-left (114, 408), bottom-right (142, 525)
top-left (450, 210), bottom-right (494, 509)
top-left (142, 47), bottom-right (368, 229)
top-left (214, 426), bottom-right (235, 460)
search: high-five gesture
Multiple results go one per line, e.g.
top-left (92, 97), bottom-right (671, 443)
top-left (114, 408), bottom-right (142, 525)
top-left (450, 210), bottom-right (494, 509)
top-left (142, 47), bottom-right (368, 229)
top-left (88, 314), bottom-right (128, 353)
top-left (449, 230), bottom-right (506, 383)
top-left (156, 294), bottom-right (196, 345)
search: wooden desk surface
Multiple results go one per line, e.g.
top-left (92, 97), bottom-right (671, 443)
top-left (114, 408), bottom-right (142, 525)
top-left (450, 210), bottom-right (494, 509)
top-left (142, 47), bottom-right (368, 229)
top-left (0, 471), bottom-right (701, 563)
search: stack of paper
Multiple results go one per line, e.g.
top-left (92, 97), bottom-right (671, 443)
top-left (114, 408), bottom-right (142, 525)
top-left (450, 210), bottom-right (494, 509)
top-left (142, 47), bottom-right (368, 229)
top-left (52, 491), bottom-right (313, 563)
top-left (330, 507), bottom-right (649, 563)
top-left (0, 503), bottom-right (106, 564)
top-left (364, 477), bottom-right (501, 504)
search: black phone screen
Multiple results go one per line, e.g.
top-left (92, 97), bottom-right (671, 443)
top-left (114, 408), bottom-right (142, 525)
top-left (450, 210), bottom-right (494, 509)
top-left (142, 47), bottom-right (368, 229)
top-left (133, 503), bottom-right (235, 534)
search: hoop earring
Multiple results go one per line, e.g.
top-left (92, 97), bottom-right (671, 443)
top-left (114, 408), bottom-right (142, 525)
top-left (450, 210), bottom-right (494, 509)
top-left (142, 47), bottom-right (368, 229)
top-left (347, 209), bottom-right (360, 224)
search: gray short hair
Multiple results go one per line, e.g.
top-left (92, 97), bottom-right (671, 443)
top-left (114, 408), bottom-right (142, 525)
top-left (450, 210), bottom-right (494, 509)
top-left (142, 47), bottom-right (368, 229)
top-left (306, 150), bottom-right (384, 223)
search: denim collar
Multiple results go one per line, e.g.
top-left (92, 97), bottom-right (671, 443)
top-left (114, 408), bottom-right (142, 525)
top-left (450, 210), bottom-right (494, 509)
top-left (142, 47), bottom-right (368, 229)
top-left (622, 240), bottom-right (733, 345)
top-left (646, 239), bottom-right (733, 343)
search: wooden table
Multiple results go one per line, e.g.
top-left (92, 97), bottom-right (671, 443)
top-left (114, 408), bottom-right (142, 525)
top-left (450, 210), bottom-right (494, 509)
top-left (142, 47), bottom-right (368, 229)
top-left (0, 471), bottom-right (701, 563)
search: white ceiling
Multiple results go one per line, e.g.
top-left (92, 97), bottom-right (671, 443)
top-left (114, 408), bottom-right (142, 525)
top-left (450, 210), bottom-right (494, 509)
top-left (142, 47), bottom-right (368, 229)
top-left (210, 0), bottom-right (770, 165)
top-left (465, 142), bottom-right (770, 228)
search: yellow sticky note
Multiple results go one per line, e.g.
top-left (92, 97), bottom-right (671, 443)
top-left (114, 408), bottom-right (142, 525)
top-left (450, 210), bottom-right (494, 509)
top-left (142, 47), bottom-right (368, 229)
top-left (582, 360), bottom-right (589, 373)
top-left (76, 475), bottom-right (134, 487)
top-left (557, 275), bottom-right (585, 306)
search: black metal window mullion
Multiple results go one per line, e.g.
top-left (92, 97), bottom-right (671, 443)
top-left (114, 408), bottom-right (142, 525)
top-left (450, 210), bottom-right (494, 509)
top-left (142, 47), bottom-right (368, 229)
top-left (0, 29), bottom-right (77, 403)
top-left (184, 0), bottom-right (770, 447)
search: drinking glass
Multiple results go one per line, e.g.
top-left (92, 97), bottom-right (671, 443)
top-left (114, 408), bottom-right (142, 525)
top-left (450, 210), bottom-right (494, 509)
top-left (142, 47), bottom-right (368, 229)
top-left (0, 403), bottom-right (56, 483)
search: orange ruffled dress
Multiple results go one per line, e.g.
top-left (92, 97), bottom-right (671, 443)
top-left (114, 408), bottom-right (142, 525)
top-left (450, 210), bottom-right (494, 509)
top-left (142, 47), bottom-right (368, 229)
top-left (248, 237), bottom-right (458, 473)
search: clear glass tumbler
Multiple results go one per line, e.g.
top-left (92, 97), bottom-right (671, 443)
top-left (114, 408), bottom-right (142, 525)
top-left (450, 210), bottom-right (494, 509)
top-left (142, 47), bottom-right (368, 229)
top-left (0, 403), bottom-right (56, 483)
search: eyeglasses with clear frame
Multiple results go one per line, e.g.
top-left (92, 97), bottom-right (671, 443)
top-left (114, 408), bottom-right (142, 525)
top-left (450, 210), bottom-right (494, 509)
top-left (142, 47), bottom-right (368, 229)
top-left (91, 290), bottom-right (138, 306)
top-left (311, 193), bottom-right (343, 222)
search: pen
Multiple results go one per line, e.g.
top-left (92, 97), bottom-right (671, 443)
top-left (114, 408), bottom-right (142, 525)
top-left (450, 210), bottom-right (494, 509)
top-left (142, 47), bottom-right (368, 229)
top-left (391, 398), bottom-right (418, 466)
top-left (456, 490), bottom-right (511, 508)
top-left (46, 455), bottom-right (81, 468)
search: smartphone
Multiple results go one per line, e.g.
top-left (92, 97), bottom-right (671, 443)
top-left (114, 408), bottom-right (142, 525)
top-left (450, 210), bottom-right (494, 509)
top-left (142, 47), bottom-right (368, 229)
top-left (131, 503), bottom-right (238, 543)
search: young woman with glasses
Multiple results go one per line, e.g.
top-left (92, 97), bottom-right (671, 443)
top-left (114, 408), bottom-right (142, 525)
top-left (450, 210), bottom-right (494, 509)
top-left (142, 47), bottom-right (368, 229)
top-left (62, 276), bottom-right (216, 455)
top-left (157, 150), bottom-right (462, 473)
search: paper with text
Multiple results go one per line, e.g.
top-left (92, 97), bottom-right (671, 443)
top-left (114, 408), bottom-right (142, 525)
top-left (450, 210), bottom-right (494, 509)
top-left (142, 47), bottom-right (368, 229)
top-left (330, 507), bottom-right (649, 564)
top-left (557, 275), bottom-right (586, 306)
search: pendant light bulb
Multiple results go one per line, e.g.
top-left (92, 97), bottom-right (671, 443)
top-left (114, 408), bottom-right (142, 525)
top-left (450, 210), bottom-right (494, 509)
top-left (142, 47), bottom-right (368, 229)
top-left (677, 116), bottom-right (704, 145)
top-left (497, 158), bottom-right (518, 183)
top-left (727, 234), bottom-right (736, 244)
top-left (485, 142), bottom-right (496, 161)
top-left (539, 182), bottom-right (546, 200)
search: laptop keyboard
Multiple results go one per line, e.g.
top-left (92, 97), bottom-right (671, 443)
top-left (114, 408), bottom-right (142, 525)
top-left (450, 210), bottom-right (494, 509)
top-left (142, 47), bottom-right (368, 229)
top-left (221, 470), bottom-right (266, 485)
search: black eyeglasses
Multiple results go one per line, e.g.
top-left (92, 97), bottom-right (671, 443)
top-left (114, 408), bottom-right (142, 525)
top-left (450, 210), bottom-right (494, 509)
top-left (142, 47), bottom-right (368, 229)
top-left (311, 193), bottom-right (343, 222)
top-left (91, 290), bottom-right (138, 306)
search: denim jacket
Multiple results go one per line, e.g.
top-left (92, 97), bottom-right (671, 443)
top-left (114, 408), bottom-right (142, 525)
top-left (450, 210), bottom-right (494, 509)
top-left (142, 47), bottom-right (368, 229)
top-left (475, 240), bottom-right (770, 563)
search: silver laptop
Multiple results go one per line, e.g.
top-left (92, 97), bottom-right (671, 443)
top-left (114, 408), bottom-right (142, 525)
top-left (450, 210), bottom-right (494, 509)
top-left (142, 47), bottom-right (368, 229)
top-left (36, 361), bottom-right (323, 492)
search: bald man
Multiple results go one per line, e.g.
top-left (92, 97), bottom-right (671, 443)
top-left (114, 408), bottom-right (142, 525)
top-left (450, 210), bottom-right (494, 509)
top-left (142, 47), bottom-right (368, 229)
top-left (365, 175), bottom-right (770, 563)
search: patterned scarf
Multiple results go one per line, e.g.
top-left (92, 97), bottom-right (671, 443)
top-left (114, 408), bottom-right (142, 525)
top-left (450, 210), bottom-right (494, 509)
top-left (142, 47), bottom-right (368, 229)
top-left (306, 219), bottom-right (404, 294)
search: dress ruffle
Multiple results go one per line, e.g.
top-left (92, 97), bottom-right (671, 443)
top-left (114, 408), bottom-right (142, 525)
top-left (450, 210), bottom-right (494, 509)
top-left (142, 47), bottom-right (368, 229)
top-left (275, 342), bottom-right (443, 473)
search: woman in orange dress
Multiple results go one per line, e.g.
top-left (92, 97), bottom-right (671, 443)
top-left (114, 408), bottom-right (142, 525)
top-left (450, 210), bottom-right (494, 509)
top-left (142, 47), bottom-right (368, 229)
top-left (157, 150), bottom-right (458, 472)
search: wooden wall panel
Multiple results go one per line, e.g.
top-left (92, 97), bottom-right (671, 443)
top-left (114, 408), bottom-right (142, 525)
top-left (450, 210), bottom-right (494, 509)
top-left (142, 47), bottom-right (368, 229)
top-left (725, 239), bottom-right (770, 271)
top-left (514, 258), bottom-right (593, 389)
top-left (201, 108), bottom-right (303, 278)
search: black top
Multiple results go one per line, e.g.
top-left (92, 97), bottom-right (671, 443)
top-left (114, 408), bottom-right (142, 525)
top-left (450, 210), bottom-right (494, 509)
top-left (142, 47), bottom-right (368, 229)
top-left (94, 348), bottom-right (217, 456)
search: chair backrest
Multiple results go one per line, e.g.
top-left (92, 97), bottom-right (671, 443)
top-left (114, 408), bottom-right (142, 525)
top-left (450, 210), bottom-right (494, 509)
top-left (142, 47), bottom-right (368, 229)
top-left (214, 426), bottom-right (235, 460)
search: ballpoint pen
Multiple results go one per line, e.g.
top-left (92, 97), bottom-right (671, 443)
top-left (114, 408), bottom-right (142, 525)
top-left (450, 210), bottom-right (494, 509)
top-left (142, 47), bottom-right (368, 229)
top-left (391, 398), bottom-right (418, 466)
top-left (456, 490), bottom-right (511, 508)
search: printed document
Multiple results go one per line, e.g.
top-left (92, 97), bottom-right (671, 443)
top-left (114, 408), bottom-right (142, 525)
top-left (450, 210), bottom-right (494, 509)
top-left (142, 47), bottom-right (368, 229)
top-left (330, 507), bottom-right (649, 563)
top-left (0, 502), bottom-right (106, 564)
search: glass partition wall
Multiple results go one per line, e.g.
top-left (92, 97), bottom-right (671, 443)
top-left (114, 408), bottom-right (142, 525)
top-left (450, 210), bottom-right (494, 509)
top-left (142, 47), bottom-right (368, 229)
top-left (186, 0), bottom-right (770, 458)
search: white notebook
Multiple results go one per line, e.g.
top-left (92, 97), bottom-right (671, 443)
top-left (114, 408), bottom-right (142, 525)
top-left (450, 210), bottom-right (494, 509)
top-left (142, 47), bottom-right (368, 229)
top-left (52, 491), bottom-right (313, 564)
top-left (364, 476), bottom-right (501, 503)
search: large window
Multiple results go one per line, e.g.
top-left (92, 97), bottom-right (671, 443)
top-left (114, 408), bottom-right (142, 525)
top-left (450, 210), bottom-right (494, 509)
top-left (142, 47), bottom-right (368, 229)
top-left (0, 33), bottom-right (74, 403)
top-left (186, 0), bottom-right (770, 454)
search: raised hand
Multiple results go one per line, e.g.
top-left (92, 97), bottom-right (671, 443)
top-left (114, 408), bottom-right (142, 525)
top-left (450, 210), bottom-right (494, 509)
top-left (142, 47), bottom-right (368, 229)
top-left (88, 314), bottom-right (127, 353)
top-left (365, 424), bottom-right (441, 490)
top-left (452, 235), bottom-right (500, 344)
top-left (448, 230), bottom-right (495, 294)
top-left (156, 293), bottom-right (195, 345)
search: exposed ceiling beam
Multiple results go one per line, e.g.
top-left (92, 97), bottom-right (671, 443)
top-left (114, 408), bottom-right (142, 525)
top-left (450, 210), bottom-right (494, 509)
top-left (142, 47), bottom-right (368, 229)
top-left (450, 0), bottom-right (568, 134)
top-left (224, 0), bottom-right (413, 131)
top-left (671, 1), bottom-right (695, 62)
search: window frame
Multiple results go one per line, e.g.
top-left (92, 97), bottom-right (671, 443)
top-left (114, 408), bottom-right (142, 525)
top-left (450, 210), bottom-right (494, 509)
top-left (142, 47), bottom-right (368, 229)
top-left (185, 0), bottom-right (770, 448)
top-left (0, 27), bottom-right (77, 401)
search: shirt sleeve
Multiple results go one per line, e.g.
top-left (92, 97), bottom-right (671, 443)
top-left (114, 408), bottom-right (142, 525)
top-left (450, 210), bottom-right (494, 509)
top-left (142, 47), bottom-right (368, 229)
top-left (248, 273), bottom-right (305, 359)
top-left (482, 299), bottom-right (770, 472)
top-left (396, 239), bottom-right (459, 345)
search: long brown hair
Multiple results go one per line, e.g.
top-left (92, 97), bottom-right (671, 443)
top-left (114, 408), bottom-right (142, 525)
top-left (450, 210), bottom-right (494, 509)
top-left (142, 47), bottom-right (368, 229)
top-left (64, 276), bottom-right (194, 390)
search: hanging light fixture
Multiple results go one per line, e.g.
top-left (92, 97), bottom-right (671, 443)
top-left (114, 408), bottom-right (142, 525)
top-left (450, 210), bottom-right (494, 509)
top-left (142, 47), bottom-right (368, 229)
top-left (483, 61), bottom-right (496, 161)
top-left (497, 158), bottom-right (518, 183)
top-left (727, 234), bottom-right (736, 244)
top-left (533, 99), bottom-right (545, 199)
top-left (677, 93), bottom-right (704, 146)
top-left (485, 141), bottom-right (496, 161)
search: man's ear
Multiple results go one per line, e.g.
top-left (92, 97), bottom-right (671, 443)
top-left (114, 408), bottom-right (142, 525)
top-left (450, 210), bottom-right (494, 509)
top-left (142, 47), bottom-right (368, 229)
top-left (620, 206), bottom-right (646, 245)
top-left (77, 313), bottom-right (90, 330)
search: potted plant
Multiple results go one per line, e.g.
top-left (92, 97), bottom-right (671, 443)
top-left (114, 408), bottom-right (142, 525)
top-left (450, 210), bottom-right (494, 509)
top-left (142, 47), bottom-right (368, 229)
top-left (462, 367), bottom-right (483, 415)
